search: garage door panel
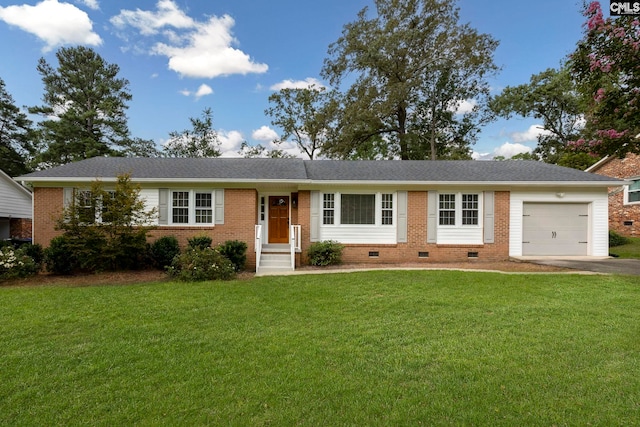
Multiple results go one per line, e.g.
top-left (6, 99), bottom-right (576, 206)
top-left (523, 203), bottom-right (588, 256)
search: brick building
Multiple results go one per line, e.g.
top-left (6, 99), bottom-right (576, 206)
top-left (18, 158), bottom-right (620, 274)
top-left (587, 153), bottom-right (640, 237)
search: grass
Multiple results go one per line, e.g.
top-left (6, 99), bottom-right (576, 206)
top-left (1, 271), bottom-right (639, 425)
top-left (610, 236), bottom-right (640, 258)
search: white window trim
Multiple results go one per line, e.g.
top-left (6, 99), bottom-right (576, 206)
top-left (169, 189), bottom-right (216, 226)
top-left (437, 192), bottom-right (483, 229)
top-left (321, 192), bottom-right (396, 227)
top-left (624, 177), bottom-right (640, 205)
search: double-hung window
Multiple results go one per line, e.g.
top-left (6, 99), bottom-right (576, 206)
top-left (627, 179), bottom-right (640, 204)
top-left (381, 193), bottom-right (393, 225)
top-left (323, 193), bottom-right (335, 225)
top-left (171, 190), bottom-right (215, 225)
top-left (461, 194), bottom-right (479, 225)
top-left (439, 194), bottom-right (456, 225)
top-left (438, 192), bottom-right (480, 227)
top-left (77, 190), bottom-right (96, 224)
top-left (195, 193), bottom-right (213, 223)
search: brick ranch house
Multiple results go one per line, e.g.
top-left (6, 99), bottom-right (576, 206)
top-left (586, 153), bottom-right (640, 237)
top-left (17, 158), bottom-right (621, 274)
top-left (0, 168), bottom-right (32, 242)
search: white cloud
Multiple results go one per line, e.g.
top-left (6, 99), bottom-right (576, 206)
top-left (218, 130), bottom-right (245, 157)
top-left (179, 83), bottom-right (213, 99)
top-left (448, 99), bottom-right (477, 115)
top-left (77, 0), bottom-right (98, 10)
top-left (111, 0), bottom-right (268, 78)
top-left (473, 142), bottom-right (533, 160)
top-left (510, 124), bottom-right (551, 143)
top-left (251, 126), bottom-right (278, 142)
top-left (0, 0), bottom-right (102, 51)
top-left (493, 142), bottom-right (532, 158)
top-left (194, 84), bottom-right (213, 98)
top-left (110, 0), bottom-right (193, 35)
top-left (270, 78), bottom-right (325, 91)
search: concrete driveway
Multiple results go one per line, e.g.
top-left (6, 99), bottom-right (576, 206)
top-left (520, 257), bottom-right (640, 276)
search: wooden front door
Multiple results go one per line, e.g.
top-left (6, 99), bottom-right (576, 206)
top-left (268, 196), bottom-right (289, 244)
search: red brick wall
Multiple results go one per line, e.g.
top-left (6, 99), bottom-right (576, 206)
top-left (10, 218), bottom-right (32, 240)
top-left (149, 189), bottom-right (259, 268)
top-left (32, 187), bottom-right (64, 246)
top-left (297, 190), bottom-right (511, 266)
top-left (591, 154), bottom-right (640, 237)
top-left (33, 187), bottom-right (259, 268)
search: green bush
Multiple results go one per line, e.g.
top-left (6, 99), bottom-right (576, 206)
top-left (609, 230), bottom-right (631, 247)
top-left (307, 240), bottom-right (345, 266)
top-left (44, 235), bottom-right (79, 275)
top-left (188, 235), bottom-right (213, 250)
top-left (218, 240), bottom-right (247, 272)
top-left (150, 236), bottom-right (181, 269)
top-left (0, 246), bottom-right (39, 279)
top-left (167, 247), bottom-right (236, 282)
top-left (20, 244), bottom-right (44, 269)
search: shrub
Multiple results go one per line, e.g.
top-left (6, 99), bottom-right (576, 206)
top-left (218, 240), bottom-right (247, 272)
top-left (20, 243), bottom-right (44, 269)
top-left (44, 235), bottom-right (79, 275)
top-left (609, 230), bottom-right (631, 247)
top-left (188, 235), bottom-right (213, 250)
top-left (167, 247), bottom-right (236, 281)
top-left (307, 240), bottom-right (345, 266)
top-left (52, 173), bottom-right (157, 274)
top-left (0, 246), bottom-right (39, 279)
top-left (150, 236), bottom-right (181, 269)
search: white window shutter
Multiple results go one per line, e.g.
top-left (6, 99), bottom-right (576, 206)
top-left (427, 191), bottom-right (437, 243)
top-left (397, 191), bottom-right (408, 243)
top-left (483, 191), bottom-right (495, 243)
top-left (310, 191), bottom-right (320, 242)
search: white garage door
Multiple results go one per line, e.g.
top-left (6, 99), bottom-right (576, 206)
top-left (522, 203), bottom-right (589, 256)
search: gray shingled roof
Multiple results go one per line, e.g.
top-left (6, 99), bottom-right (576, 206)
top-left (303, 160), bottom-right (618, 182)
top-left (17, 157), bottom-right (621, 184)
top-left (18, 157), bottom-right (309, 180)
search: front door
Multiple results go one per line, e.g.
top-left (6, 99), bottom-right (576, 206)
top-left (268, 196), bottom-right (289, 244)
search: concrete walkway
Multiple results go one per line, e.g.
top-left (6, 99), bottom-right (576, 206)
top-left (519, 257), bottom-right (640, 276)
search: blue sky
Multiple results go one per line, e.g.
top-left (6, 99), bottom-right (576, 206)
top-left (0, 0), bottom-right (591, 159)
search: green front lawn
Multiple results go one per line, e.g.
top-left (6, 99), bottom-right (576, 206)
top-left (1, 271), bottom-right (639, 425)
top-left (611, 236), bottom-right (640, 258)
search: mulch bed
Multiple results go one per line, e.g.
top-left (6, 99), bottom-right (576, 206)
top-left (0, 260), bottom-right (573, 288)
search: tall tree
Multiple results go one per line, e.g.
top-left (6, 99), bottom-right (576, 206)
top-left (0, 77), bottom-right (34, 176)
top-left (29, 46), bottom-right (133, 167)
top-left (570, 1), bottom-right (640, 157)
top-left (265, 86), bottom-right (339, 160)
top-left (321, 0), bottom-right (498, 160)
top-left (163, 108), bottom-right (221, 158)
top-left (489, 66), bottom-right (592, 167)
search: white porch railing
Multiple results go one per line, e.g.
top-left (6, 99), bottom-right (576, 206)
top-left (290, 224), bottom-right (301, 269)
top-left (255, 224), bottom-right (262, 269)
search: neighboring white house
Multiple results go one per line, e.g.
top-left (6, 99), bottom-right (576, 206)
top-left (0, 168), bottom-right (33, 241)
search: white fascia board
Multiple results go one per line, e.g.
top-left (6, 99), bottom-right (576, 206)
top-left (20, 177), bottom-right (625, 188)
top-left (300, 180), bottom-right (624, 188)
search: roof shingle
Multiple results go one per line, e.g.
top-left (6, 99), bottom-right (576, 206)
top-left (17, 157), bottom-right (621, 184)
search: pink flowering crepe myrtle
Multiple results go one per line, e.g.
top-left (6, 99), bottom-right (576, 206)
top-left (569, 1), bottom-right (640, 157)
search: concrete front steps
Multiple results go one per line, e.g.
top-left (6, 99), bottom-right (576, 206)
top-left (256, 244), bottom-right (294, 276)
